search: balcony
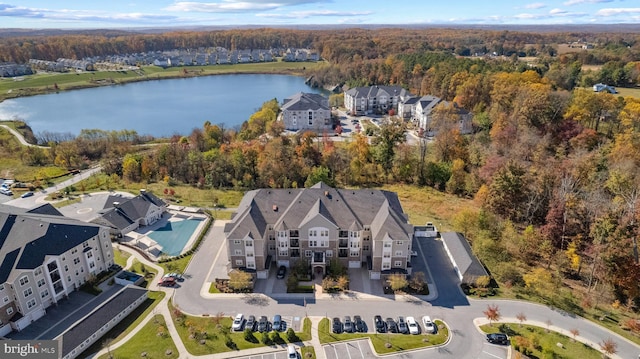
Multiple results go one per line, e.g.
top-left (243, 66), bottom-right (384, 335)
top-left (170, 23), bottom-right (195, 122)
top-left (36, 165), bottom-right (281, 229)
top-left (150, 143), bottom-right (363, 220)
top-left (312, 251), bottom-right (325, 265)
top-left (290, 239), bottom-right (299, 247)
top-left (338, 249), bottom-right (348, 258)
top-left (338, 239), bottom-right (348, 248)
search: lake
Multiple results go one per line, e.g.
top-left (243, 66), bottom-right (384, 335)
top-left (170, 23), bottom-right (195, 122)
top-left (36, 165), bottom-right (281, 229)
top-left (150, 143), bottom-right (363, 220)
top-left (0, 74), bottom-right (324, 138)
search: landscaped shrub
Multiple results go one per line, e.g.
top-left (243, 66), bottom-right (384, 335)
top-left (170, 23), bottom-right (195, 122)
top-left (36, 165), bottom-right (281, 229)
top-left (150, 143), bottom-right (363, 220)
top-left (244, 328), bottom-right (258, 343)
top-left (271, 331), bottom-right (285, 345)
top-left (224, 335), bottom-right (237, 350)
top-left (286, 328), bottom-right (299, 343)
top-left (261, 332), bottom-right (273, 345)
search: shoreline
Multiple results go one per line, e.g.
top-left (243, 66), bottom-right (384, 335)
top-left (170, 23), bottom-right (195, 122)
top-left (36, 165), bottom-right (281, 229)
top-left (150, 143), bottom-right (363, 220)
top-left (0, 61), bottom-right (321, 104)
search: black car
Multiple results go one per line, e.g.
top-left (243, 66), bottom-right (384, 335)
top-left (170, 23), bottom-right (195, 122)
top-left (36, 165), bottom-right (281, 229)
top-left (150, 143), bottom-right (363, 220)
top-left (276, 266), bottom-right (287, 279)
top-left (397, 316), bottom-right (408, 334)
top-left (374, 315), bottom-right (386, 333)
top-left (385, 317), bottom-right (398, 333)
top-left (353, 315), bottom-right (366, 333)
top-left (258, 316), bottom-right (269, 332)
top-left (343, 316), bottom-right (353, 333)
top-left (486, 333), bottom-right (509, 345)
top-left (332, 317), bottom-right (342, 334)
top-left (245, 315), bottom-right (256, 331)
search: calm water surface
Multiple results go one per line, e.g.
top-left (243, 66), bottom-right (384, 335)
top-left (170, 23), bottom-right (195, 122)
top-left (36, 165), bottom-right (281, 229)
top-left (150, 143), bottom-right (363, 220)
top-left (0, 74), bottom-right (323, 137)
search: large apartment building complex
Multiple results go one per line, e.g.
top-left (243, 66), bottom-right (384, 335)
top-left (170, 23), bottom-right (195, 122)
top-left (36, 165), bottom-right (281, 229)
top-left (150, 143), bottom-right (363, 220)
top-left (0, 204), bottom-right (114, 335)
top-left (224, 183), bottom-right (414, 279)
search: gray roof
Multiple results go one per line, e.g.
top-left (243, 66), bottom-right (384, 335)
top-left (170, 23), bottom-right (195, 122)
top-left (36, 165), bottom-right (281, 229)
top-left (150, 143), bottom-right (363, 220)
top-left (225, 183), bottom-right (412, 242)
top-left (281, 92), bottom-right (329, 112)
top-left (0, 206), bottom-right (105, 283)
top-left (93, 207), bottom-right (135, 231)
top-left (102, 191), bottom-right (165, 225)
top-left (345, 85), bottom-right (409, 99)
top-left (417, 95), bottom-right (442, 113)
top-left (441, 232), bottom-right (488, 281)
top-left (59, 285), bottom-right (148, 357)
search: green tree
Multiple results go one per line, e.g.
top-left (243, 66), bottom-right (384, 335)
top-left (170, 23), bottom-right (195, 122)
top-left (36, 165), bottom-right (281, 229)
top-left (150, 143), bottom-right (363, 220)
top-left (372, 117), bottom-right (406, 177)
top-left (304, 166), bottom-right (335, 188)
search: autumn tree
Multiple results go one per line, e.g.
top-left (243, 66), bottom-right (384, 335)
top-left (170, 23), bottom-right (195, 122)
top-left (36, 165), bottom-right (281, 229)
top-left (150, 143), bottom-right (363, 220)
top-left (564, 89), bottom-right (618, 133)
top-left (599, 338), bottom-right (618, 357)
top-left (483, 304), bottom-right (501, 326)
top-left (386, 274), bottom-right (408, 293)
top-left (228, 270), bottom-right (253, 292)
top-left (372, 117), bottom-right (406, 178)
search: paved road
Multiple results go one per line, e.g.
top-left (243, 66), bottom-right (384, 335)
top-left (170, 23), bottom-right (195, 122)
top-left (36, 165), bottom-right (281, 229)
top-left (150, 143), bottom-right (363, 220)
top-left (174, 229), bottom-right (640, 359)
top-left (0, 124), bottom-right (47, 148)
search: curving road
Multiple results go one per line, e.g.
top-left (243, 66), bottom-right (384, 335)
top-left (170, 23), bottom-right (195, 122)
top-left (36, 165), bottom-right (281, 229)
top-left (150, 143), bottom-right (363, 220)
top-left (173, 224), bottom-right (639, 359)
top-left (0, 124), bottom-right (47, 148)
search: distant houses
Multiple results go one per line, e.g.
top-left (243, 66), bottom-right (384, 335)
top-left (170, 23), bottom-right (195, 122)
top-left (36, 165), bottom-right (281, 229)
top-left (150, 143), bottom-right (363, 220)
top-left (0, 62), bottom-right (33, 77)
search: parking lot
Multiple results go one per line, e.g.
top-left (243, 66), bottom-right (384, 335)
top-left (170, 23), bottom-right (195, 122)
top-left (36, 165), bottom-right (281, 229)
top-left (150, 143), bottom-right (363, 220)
top-left (324, 339), bottom-right (374, 359)
top-left (233, 349), bottom-right (295, 359)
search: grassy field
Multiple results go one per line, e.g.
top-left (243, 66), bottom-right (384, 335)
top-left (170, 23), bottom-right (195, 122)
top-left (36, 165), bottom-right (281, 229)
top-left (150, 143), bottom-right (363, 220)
top-left (318, 318), bottom-right (448, 354)
top-left (98, 315), bottom-right (178, 359)
top-left (84, 291), bottom-right (166, 357)
top-left (480, 323), bottom-right (602, 359)
top-left (113, 247), bottom-right (131, 268)
top-left (170, 301), bottom-right (312, 356)
top-left (614, 87), bottom-right (640, 99)
top-left (300, 346), bottom-right (316, 359)
top-left (0, 61), bottom-right (322, 102)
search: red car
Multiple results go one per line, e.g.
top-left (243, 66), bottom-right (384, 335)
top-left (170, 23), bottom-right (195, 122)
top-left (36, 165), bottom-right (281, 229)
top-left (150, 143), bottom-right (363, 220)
top-left (158, 277), bottom-right (176, 286)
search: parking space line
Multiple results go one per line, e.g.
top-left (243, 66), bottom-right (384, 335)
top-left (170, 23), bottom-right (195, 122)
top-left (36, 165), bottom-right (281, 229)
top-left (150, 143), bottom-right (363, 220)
top-left (333, 344), bottom-right (339, 359)
top-left (345, 343), bottom-right (352, 359)
top-left (357, 341), bottom-right (365, 359)
top-left (482, 351), bottom-right (503, 359)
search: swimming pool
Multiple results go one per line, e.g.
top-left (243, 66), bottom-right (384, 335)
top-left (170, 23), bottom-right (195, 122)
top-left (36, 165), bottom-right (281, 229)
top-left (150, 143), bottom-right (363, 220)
top-left (148, 218), bottom-right (203, 256)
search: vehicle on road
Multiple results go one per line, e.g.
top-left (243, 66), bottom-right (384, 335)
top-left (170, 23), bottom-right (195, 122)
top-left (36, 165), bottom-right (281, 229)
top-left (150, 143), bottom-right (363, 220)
top-left (486, 333), bottom-right (509, 345)
top-left (20, 191), bottom-right (34, 198)
top-left (273, 314), bottom-right (283, 331)
top-left (287, 344), bottom-right (298, 359)
top-left (232, 313), bottom-right (244, 331)
top-left (410, 250), bottom-right (418, 256)
top-left (397, 316), bottom-right (408, 334)
top-left (374, 315), bottom-right (385, 333)
top-left (258, 316), bottom-right (269, 332)
top-left (385, 317), bottom-right (398, 333)
top-left (353, 315), bottom-right (366, 333)
top-left (406, 316), bottom-right (419, 335)
top-left (343, 316), bottom-right (353, 333)
top-left (158, 277), bottom-right (176, 287)
top-left (332, 317), bottom-right (342, 334)
top-left (0, 188), bottom-right (13, 196)
top-left (422, 316), bottom-right (436, 334)
top-left (164, 272), bottom-right (184, 281)
top-left (246, 315), bottom-right (256, 331)
top-left (276, 265), bottom-right (287, 279)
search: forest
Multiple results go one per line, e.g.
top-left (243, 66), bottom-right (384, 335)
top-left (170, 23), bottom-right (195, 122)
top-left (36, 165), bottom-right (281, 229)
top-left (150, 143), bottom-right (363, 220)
top-left (4, 26), bottom-right (640, 337)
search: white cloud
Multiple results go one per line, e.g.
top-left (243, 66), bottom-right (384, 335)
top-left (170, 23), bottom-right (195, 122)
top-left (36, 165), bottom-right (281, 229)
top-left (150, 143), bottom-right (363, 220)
top-left (596, 7), bottom-right (640, 16)
top-left (525, 3), bottom-right (546, 9)
top-left (564, 0), bottom-right (613, 6)
top-left (165, 0), bottom-right (329, 13)
top-left (0, 3), bottom-right (179, 24)
top-left (257, 9), bottom-right (372, 19)
top-left (549, 8), bottom-right (567, 14)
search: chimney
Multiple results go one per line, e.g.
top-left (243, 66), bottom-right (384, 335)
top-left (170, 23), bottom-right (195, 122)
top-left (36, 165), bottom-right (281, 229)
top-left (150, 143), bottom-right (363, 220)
top-left (113, 202), bottom-right (120, 208)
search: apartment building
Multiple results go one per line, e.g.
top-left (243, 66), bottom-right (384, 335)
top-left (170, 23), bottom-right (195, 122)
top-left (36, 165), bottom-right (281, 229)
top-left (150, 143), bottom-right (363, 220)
top-left (0, 204), bottom-right (114, 335)
top-left (224, 183), bottom-right (414, 279)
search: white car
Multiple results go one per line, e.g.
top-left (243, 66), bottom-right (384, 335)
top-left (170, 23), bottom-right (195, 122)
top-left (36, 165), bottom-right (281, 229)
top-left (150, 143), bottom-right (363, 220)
top-left (410, 250), bottom-right (418, 256)
top-left (422, 315), bottom-right (436, 334)
top-left (232, 313), bottom-right (244, 331)
top-left (406, 316), bottom-right (419, 335)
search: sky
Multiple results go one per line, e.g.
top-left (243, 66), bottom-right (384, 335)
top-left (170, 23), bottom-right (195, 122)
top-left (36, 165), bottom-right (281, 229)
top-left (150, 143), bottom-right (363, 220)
top-left (0, 0), bottom-right (638, 29)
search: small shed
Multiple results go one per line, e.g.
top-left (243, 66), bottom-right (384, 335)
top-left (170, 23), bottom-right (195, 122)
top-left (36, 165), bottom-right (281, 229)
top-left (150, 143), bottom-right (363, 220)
top-left (441, 232), bottom-right (489, 285)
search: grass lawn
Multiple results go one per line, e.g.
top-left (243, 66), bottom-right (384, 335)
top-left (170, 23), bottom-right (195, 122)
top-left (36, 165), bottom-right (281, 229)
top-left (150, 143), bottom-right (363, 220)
top-left (318, 318), bottom-right (448, 354)
top-left (615, 87), bottom-right (640, 99)
top-left (98, 315), bottom-right (178, 359)
top-left (380, 184), bottom-right (479, 231)
top-left (208, 282), bottom-right (221, 293)
top-left (159, 253), bottom-right (193, 275)
top-left (170, 302), bottom-right (311, 356)
top-left (480, 323), bottom-right (602, 359)
top-left (300, 345), bottom-right (316, 359)
top-left (113, 247), bottom-right (131, 268)
top-left (83, 291), bottom-right (166, 357)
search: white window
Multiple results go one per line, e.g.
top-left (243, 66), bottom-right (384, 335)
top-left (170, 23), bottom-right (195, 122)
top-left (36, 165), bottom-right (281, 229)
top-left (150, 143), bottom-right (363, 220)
top-left (89, 262), bottom-right (95, 269)
top-left (245, 240), bottom-right (253, 247)
top-left (233, 240), bottom-right (241, 245)
top-left (383, 242), bottom-right (391, 248)
top-left (2, 296), bottom-right (8, 303)
top-left (41, 290), bottom-right (49, 298)
top-left (350, 250), bottom-right (359, 257)
top-left (0, 284), bottom-right (4, 291)
top-left (19, 276), bottom-right (29, 286)
top-left (64, 265), bottom-right (68, 272)
top-left (396, 240), bottom-right (403, 245)
top-left (279, 250), bottom-right (288, 257)
top-left (395, 251), bottom-right (403, 257)
top-left (310, 240), bottom-right (317, 247)
top-left (383, 253), bottom-right (390, 258)
top-left (67, 276), bottom-right (71, 282)
top-left (246, 253), bottom-right (254, 257)
top-left (247, 263), bottom-right (255, 269)
top-left (27, 299), bottom-right (36, 309)
top-left (6, 307), bottom-right (13, 315)
top-left (87, 252), bottom-right (93, 259)
top-left (234, 249), bottom-right (242, 255)
top-left (37, 279), bottom-right (45, 288)
top-left (34, 268), bottom-right (42, 276)
top-left (326, 250), bottom-right (333, 258)
top-left (73, 258), bottom-right (80, 265)
top-left (23, 288), bottom-right (33, 298)
top-left (305, 250), bottom-right (312, 257)
top-left (382, 263), bottom-right (391, 270)
top-left (394, 261), bottom-right (402, 267)
top-left (235, 260), bottom-right (243, 266)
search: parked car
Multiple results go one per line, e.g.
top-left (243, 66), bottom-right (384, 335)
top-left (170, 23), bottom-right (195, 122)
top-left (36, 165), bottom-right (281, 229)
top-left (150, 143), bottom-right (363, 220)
top-left (397, 316), bottom-right (408, 334)
top-left (273, 314), bottom-right (283, 331)
top-left (245, 315), bottom-right (256, 331)
top-left (486, 333), bottom-right (509, 345)
top-left (232, 313), bottom-right (244, 331)
top-left (385, 317), bottom-right (398, 333)
top-left (164, 272), bottom-right (184, 281)
top-left (20, 191), bottom-right (34, 198)
top-left (276, 265), bottom-right (287, 279)
top-left (287, 344), bottom-right (298, 359)
top-left (0, 188), bottom-right (13, 196)
top-left (406, 316), bottom-right (419, 335)
top-left (410, 250), bottom-right (418, 256)
top-left (332, 317), bottom-right (342, 334)
top-left (374, 315), bottom-right (385, 333)
top-left (157, 277), bottom-right (176, 287)
top-left (353, 315), bottom-right (366, 333)
top-left (422, 316), bottom-right (436, 334)
top-left (343, 316), bottom-right (353, 333)
top-left (258, 316), bottom-right (269, 332)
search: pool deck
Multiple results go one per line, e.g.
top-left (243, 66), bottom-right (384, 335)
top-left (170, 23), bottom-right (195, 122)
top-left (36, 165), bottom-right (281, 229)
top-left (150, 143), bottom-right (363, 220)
top-left (122, 210), bottom-right (209, 259)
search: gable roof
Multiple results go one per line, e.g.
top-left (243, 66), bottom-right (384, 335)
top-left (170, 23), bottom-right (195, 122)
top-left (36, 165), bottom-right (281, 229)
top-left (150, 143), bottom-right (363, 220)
top-left (94, 207), bottom-right (135, 231)
top-left (27, 203), bottom-right (63, 216)
top-left (101, 191), bottom-right (165, 224)
top-left (441, 232), bottom-right (488, 280)
top-left (416, 95), bottom-right (442, 114)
